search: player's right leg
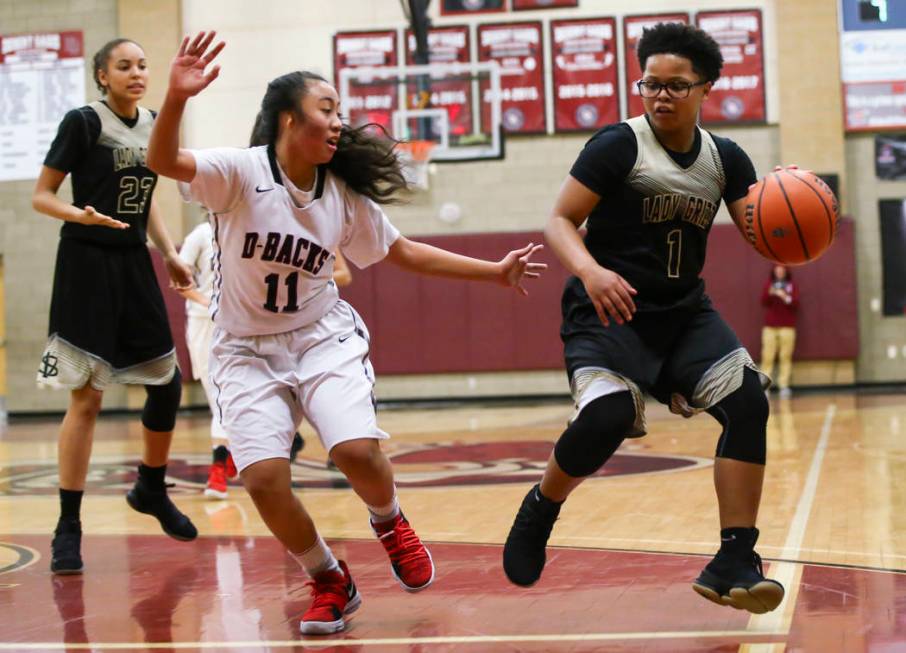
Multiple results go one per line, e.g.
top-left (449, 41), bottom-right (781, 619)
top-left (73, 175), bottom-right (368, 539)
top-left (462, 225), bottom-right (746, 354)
top-left (241, 458), bottom-right (360, 634)
top-left (210, 325), bottom-right (361, 634)
top-left (52, 384), bottom-right (104, 574)
top-left (503, 389), bottom-right (636, 586)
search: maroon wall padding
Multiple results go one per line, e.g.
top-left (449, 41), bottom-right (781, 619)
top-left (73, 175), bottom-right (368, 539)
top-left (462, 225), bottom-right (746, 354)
top-left (343, 220), bottom-right (859, 375)
top-left (702, 218), bottom-right (858, 360)
top-left (148, 218), bottom-right (859, 381)
top-left (149, 250), bottom-right (193, 379)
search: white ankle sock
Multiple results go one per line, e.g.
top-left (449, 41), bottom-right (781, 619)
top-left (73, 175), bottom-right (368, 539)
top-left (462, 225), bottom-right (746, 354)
top-left (367, 492), bottom-right (400, 525)
top-left (293, 535), bottom-right (340, 577)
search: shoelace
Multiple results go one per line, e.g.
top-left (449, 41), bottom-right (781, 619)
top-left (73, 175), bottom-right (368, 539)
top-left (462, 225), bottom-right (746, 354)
top-left (379, 522), bottom-right (426, 567)
top-left (305, 576), bottom-right (347, 610)
top-left (752, 551), bottom-right (765, 577)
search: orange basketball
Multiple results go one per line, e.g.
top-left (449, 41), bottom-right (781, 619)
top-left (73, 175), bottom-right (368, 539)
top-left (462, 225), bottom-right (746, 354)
top-left (741, 169), bottom-right (839, 265)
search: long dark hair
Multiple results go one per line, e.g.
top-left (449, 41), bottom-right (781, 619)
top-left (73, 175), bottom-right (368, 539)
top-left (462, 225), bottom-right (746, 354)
top-left (249, 71), bottom-right (409, 204)
top-left (93, 38), bottom-right (142, 95)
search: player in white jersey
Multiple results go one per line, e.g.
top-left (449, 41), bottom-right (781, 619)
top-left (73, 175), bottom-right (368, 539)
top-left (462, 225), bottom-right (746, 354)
top-left (148, 32), bottom-right (546, 635)
top-left (179, 219), bottom-right (352, 498)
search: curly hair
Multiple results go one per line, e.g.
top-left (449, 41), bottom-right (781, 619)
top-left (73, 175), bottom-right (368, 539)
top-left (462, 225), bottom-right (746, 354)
top-left (636, 23), bottom-right (723, 83)
top-left (92, 38), bottom-right (142, 95)
top-left (249, 71), bottom-right (409, 205)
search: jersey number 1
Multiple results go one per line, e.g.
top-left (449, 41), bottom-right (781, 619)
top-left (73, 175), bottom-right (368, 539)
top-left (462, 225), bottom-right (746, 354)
top-left (263, 272), bottom-right (300, 313)
top-left (666, 229), bottom-right (682, 279)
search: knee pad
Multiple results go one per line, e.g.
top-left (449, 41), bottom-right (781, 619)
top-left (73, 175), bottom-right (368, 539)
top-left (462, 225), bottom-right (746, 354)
top-left (142, 369), bottom-right (182, 432)
top-left (554, 390), bottom-right (636, 477)
top-left (708, 368), bottom-right (768, 465)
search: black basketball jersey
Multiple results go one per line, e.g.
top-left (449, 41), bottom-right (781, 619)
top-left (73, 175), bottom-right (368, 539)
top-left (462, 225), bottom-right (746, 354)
top-left (44, 100), bottom-right (157, 247)
top-left (568, 115), bottom-right (756, 312)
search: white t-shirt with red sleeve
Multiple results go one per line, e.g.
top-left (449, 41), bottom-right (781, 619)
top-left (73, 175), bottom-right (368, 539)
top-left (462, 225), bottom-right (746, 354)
top-left (179, 145), bottom-right (400, 337)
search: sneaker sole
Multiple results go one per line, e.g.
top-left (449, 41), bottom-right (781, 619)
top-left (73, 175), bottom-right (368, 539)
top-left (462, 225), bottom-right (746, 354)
top-left (204, 487), bottom-right (229, 500)
top-left (125, 492), bottom-right (197, 542)
top-left (300, 592), bottom-right (362, 635)
top-left (51, 565), bottom-right (83, 575)
top-left (390, 546), bottom-right (435, 593)
top-left (692, 580), bottom-right (785, 614)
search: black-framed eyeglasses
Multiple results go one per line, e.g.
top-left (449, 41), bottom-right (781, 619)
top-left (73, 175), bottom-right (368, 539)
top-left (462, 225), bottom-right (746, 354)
top-left (636, 79), bottom-right (708, 99)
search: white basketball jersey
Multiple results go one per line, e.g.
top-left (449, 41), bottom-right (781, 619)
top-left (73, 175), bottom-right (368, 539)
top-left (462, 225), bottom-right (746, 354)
top-left (178, 221), bottom-right (215, 318)
top-left (179, 146), bottom-right (400, 337)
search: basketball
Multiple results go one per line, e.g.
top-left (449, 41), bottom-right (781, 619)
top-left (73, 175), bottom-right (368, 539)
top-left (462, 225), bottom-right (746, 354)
top-left (742, 169), bottom-right (839, 265)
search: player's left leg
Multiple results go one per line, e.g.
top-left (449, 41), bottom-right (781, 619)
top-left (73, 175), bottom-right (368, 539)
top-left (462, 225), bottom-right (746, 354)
top-left (126, 369), bottom-right (198, 541)
top-left (303, 300), bottom-right (434, 593)
top-left (662, 302), bottom-right (782, 614)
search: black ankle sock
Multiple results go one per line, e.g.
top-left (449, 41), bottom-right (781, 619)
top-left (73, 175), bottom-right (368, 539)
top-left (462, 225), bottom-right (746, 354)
top-left (138, 464), bottom-right (167, 490)
top-left (59, 488), bottom-right (83, 522)
top-left (719, 526), bottom-right (758, 556)
top-left (212, 445), bottom-right (229, 464)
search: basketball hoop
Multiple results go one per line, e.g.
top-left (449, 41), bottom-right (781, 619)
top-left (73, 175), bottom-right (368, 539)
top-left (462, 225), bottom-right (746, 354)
top-left (397, 140), bottom-right (435, 191)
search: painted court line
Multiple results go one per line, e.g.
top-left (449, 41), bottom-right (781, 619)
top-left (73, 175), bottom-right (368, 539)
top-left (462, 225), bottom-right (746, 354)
top-left (0, 629), bottom-right (787, 650)
top-left (742, 402), bottom-right (838, 653)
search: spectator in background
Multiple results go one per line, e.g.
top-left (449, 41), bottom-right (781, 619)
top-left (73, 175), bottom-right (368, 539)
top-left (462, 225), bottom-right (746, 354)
top-left (760, 265), bottom-right (799, 399)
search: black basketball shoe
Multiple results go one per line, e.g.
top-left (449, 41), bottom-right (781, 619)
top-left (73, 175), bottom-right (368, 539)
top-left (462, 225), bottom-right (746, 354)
top-left (126, 480), bottom-right (198, 541)
top-left (692, 527), bottom-right (785, 614)
top-left (503, 484), bottom-right (562, 587)
top-left (51, 518), bottom-right (83, 574)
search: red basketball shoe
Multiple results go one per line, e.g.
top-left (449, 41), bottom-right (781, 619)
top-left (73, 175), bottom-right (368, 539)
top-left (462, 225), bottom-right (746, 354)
top-left (372, 513), bottom-right (435, 592)
top-left (204, 462), bottom-right (228, 500)
top-left (300, 560), bottom-right (361, 635)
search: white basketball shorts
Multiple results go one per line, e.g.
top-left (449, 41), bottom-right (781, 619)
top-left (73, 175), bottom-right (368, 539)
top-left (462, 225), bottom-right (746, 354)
top-left (209, 300), bottom-right (388, 472)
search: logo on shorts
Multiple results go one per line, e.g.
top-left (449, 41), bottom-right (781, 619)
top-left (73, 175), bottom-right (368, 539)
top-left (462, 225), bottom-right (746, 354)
top-left (339, 334), bottom-right (352, 343)
top-left (39, 353), bottom-right (59, 378)
top-left (255, 185), bottom-right (274, 193)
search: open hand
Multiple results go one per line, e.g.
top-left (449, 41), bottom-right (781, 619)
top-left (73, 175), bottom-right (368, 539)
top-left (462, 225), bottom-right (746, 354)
top-left (582, 265), bottom-right (637, 326)
top-left (498, 243), bottom-right (547, 296)
top-left (165, 255), bottom-right (195, 290)
top-left (79, 205), bottom-right (129, 229)
top-left (168, 31), bottom-right (225, 100)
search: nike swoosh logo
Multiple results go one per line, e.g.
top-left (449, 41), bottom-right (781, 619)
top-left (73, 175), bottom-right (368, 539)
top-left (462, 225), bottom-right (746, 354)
top-left (339, 335), bottom-right (351, 343)
top-left (255, 185), bottom-right (274, 193)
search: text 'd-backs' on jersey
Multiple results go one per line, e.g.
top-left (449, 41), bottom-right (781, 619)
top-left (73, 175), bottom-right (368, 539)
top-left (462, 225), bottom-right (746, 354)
top-left (179, 145), bottom-right (400, 337)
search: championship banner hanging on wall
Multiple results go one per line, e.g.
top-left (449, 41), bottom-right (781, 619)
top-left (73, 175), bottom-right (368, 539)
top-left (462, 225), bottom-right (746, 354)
top-left (696, 9), bottom-right (766, 124)
top-left (477, 21), bottom-right (547, 134)
top-left (333, 30), bottom-right (398, 131)
top-left (550, 17), bottom-right (619, 132)
top-left (622, 13), bottom-right (689, 118)
top-left (404, 25), bottom-right (474, 140)
top-left (441, 0), bottom-right (505, 15)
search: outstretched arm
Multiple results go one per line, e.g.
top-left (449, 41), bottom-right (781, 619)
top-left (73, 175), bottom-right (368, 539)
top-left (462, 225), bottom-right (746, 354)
top-left (32, 166), bottom-right (129, 229)
top-left (147, 31), bottom-right (225, 182)
top-left (385, 237), bottom-right (546, 296)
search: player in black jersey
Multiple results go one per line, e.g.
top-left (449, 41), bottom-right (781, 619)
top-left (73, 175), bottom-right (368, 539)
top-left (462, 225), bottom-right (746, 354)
top-left (32, 38), bottom-right (198, 575)
top-left (503, 23), bottom-right (785, 614)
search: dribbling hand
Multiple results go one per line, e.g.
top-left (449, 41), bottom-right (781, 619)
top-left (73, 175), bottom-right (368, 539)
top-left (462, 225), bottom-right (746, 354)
top-left (499, 243), bottom-right (547, 296)
top-left (582, 266), bottom-right (637, 327)
top-left (79, 205), bottom-right (129, 230)
top-left (168, 31), bottom-right (225, 100)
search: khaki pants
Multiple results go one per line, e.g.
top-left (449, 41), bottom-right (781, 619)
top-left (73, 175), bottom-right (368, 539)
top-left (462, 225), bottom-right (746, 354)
top-left (761, 326), bottom-right (796, 390)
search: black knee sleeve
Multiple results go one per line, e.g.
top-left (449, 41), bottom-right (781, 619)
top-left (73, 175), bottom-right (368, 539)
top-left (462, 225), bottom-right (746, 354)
top-left (708, 368), bottom-right (768, 465)
top-left (142, 369), bottom-right (182, 432)
top-left (554, 390), bottom-right (636, 477)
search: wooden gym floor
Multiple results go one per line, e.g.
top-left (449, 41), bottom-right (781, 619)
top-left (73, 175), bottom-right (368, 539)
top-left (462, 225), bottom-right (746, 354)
top-left (0, 389), bottom-right (904, 651)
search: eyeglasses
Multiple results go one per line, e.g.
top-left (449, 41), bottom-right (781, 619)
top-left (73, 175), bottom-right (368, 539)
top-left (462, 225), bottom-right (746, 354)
top-left (636, 79), bottom-right (709, 99)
